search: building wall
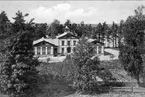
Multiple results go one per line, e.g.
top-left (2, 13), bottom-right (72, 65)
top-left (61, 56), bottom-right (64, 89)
top-left (94, 44), bottom-right (104, 55)
top-left (33, 38), bottom-right (105, 57)
top-left (58, 39), bottom-right (79, 55)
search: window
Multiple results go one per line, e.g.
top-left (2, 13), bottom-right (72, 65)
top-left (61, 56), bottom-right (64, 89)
top-left (67, 47), bottom-right (71, 53)
top-left (37, 47), bottom-right (40, 55)
top-left (98, 46), bottom-right (102, 54)
top-left (34, 47), bottom-right (37, 55)
top-left (73, 47), bottom-right (76, 52)
top-left (42, 47), bottom-right (45, 55)
top-left (47, 47), bottom-right (51, 54)
top-left (67, 41), bottom-right (70, 45)
top-left (73, 41), bottom-right (76, 45)
top-left (61, 48), bottom-right (64, 54)
top-left (62, 41), bottom-right (65, 46)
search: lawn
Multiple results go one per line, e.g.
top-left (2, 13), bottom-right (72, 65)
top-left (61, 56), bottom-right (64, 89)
top-left (35, 60), bottom-right (76, 97)
top-left (100, 60), bottom-right (123, 70)
top-left (0, 59), bottom-right (144, 97)
top-left (35, 60), bottom-right (137, 97)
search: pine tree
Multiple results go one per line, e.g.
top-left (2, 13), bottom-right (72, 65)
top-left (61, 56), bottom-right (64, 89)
top-left (0, 11), bottom-right (10, 35)
top-left (12, 11), bottom-right (29, 33)
top-left (0, 31), bottom-right (40, 97)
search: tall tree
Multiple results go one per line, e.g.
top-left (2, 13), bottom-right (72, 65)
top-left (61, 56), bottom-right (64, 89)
top-left (118, 20), bottom-right (125, 47)
top-left (119, 6), bottom-right (145, 84)
top-left (0, 31), bottom-right (40, 97)
top-left (12, 11), bottom-right (29, 33)
top-left (102, 22), bottom-right (109, 38)
top-left (71, 23), bottom-right (77, 35)
top-left (47, 19), bottom-right (60, 38)
top-left (96, 23), bottom-right (103, 41)
top-left (75, 21), bottom-right (87, 38)
top-left (34, 23), bottom-right (47, 39)
top-left (85, 24), bottom-right (93, 38)
top-left (64, 19), bottom-right (71, 30)
top-left (25, 18), bottom-right (35, 31)
top-left (0, 11), bottom-right (10, 35)
top-left (111, 22), bottom-right (119, 47)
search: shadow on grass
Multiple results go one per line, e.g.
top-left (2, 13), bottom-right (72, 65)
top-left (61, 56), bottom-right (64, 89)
top-left (80, 82), bottom-right (126, 96)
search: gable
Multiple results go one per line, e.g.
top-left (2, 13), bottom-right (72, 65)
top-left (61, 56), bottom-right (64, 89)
top-left (33, 41), bottom-right (57, 47)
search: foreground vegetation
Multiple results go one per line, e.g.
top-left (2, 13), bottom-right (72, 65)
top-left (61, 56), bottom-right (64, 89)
top-left (0, 64), bottom-right (145, 97)
top-left (31, 60), bottom-right (144, 97)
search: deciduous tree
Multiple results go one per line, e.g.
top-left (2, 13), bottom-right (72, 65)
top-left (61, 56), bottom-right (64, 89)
top-left (119, 6), bottom-right (145, 84)
top-left (72, 37), bottom-right (101, 92)
top-left (47, 19), bottom-right (60, 38)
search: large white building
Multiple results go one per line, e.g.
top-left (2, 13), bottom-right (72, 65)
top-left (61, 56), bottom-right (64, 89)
top-left (33, 26), bottom-right (105, 57)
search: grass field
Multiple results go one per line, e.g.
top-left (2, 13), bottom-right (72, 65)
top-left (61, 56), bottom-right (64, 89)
top-left (35, 60), bottom-right (137, 97)
top-left (0, 59), bottom-right (144, 97)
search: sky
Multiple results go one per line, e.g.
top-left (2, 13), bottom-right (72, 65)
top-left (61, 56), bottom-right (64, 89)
top-left (0, 1), bottom-right (145, 24)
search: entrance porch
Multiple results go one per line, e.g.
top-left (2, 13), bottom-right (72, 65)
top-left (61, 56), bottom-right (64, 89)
top-left (34, 46), bottom-right (58, 57)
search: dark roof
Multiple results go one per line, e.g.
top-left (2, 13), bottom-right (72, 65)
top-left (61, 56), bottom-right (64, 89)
top-left (88, 39), bottom-right (104, 45)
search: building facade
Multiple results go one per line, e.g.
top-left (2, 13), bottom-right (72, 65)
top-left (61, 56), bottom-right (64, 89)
top-left (33, 27), bottom-right (104, 57)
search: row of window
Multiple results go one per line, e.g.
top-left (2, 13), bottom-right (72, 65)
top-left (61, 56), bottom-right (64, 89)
top-left (35, 46), bottom-right (103, 55)
top-left (61, 40), bottom-right (76, 46)
top-left (60, 46), bottom-right (103, 54)
top-left (61, 47), bottom-right (76, 54)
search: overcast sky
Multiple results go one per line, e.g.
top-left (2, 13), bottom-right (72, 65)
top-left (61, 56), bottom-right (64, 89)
top-left (0, 1), bottom-right (145, 24)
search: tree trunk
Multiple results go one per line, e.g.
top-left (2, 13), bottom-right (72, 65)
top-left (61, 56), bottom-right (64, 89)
top-left (113, 36), bottom-right (114, 47)
top-left (99, 32), bottom-right (100, 42)
top-left (115, 36), bottom-right (117, 47)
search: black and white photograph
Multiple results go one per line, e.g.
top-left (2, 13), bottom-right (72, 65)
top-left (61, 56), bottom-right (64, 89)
top-left (0, 1), bottom-right (145, 97)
